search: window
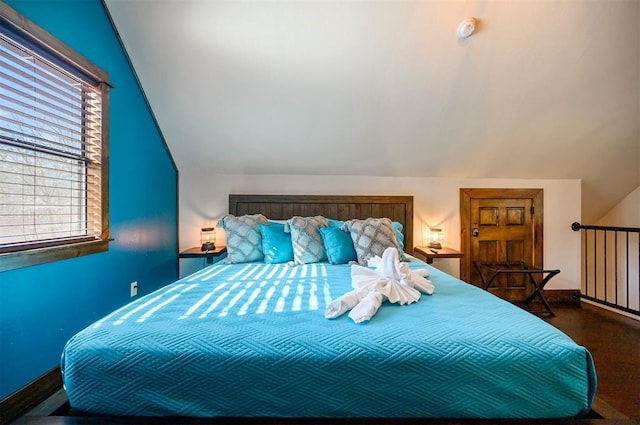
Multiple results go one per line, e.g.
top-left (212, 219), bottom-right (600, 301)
top-left (0, 4), bottom-right (110, 271)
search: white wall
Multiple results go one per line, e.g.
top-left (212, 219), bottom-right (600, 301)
top-left (179, 173), bottom-right (581, 290)
top-left (108, 0), bottom-right (640, 225)
top-left (596, 186), bottom-right (640, 228)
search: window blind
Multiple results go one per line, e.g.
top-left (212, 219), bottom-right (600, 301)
top-left (0, 32), bottom-right (103, 252)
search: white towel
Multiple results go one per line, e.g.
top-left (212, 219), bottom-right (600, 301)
top-left (367, 248), bottom-right (403, 281)
top-left (324, 288), bottom-right (368, 319)
top-left (399, 263), bottom-right (435, 295)
top-left (325, 247), bottom-right (435, 322)
top-left (408, 267), bottom-right (430, 278)
top-left (348, 290), bottom-right (384, 323)
top-left (406, 273), bottom-right (435, 295)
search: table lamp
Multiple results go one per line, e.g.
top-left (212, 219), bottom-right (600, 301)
top-left (427, 228), bottom-right (443, 250)
top-left (200, 227), bottom-right (216, 251)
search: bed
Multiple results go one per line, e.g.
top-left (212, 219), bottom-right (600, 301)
top-left (61, 195), bottom-right (596, 419)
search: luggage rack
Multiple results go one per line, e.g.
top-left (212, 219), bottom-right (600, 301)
top-left (473, 261), bottom-right (560, 316)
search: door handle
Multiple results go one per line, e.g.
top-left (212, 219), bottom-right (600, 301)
top-left (472, 228), bottom-right (479, 237)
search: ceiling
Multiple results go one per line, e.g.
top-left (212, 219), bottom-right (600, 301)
top-left (104, 0), bottom-right (639, 223)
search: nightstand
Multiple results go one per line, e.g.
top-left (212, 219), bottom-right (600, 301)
top-left (413, 246), bottom-right (464, 264)
top-left (179, 246), bottom-right (227, 265)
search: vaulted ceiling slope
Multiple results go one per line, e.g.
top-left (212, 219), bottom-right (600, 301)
top-left (104, 0), bottom-right (639, 223)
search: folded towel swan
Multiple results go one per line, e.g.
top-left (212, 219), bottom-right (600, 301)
top-left (325, 247), bottom-right (435, 323)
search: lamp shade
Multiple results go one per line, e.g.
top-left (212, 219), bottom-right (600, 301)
top-left (427, 228), bottom-right (443, 249)
top-left (200, 227), bottom-right (216, 251)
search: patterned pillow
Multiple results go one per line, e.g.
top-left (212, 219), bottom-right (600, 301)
top-left (342, 217), bottom-right (401, 265)
top-left (287, 216), bottom-right (329, 264)
top-left (330, 218), bottom-right (404, 253)
top-left (218, 214), bottom-right (268, 263)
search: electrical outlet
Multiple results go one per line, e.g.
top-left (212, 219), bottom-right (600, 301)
top-left (130, 281), bottom-right (138, 297)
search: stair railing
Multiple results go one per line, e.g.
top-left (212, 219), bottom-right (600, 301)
top-left (572, 222), bottom-right (640, 316)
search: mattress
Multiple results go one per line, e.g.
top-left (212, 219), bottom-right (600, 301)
top-left (61, 258), bottom-right (596, 418)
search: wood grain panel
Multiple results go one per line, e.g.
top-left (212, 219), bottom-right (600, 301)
top-left (479, 208), bottom-right (498, 226)
top-left (229, 195), bottom-right (413, 252)
top-left (506, 208), bottom-right (525, 226)
top-left (506, 239), bottom-right (525, 263)
top-left (474, 240), bottom-right (498, 287)
top-left (477, 240), bottom-right (498, 263)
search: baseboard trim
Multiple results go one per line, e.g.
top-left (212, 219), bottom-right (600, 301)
top-left (0, 366), bottom-right (62, 425)
top-left (23, 389), bottom-right (68, 417)
top-left (544, 289), bottom-right (581, 304)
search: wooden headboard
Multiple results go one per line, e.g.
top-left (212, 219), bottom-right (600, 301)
top-left (229, 194), bottom-right (414, 252)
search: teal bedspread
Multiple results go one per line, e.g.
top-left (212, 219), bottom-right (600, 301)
top-left (62, 259), bottom-right (596, 418)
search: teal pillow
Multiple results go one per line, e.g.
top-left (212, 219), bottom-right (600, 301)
top-left (392, 221), bottom-right (405, 253)
top-left (326, 218), bottom-right (344, 228)
top-left (259, 222), bottom-right (294, 264)
top-left (318, 226), bottom-right (357, 264)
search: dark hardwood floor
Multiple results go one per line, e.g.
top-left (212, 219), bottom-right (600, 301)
top-left (543, 302), bottom-right (640, 419)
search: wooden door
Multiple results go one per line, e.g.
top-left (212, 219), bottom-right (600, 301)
top-left (460, 189), bottom-right (543, 301)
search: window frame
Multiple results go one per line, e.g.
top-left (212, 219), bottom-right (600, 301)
top-left (0, 3), bottom-right (111, 272)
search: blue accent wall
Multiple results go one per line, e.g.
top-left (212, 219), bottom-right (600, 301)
top-left (0, 0), bottom-right (178, 399)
